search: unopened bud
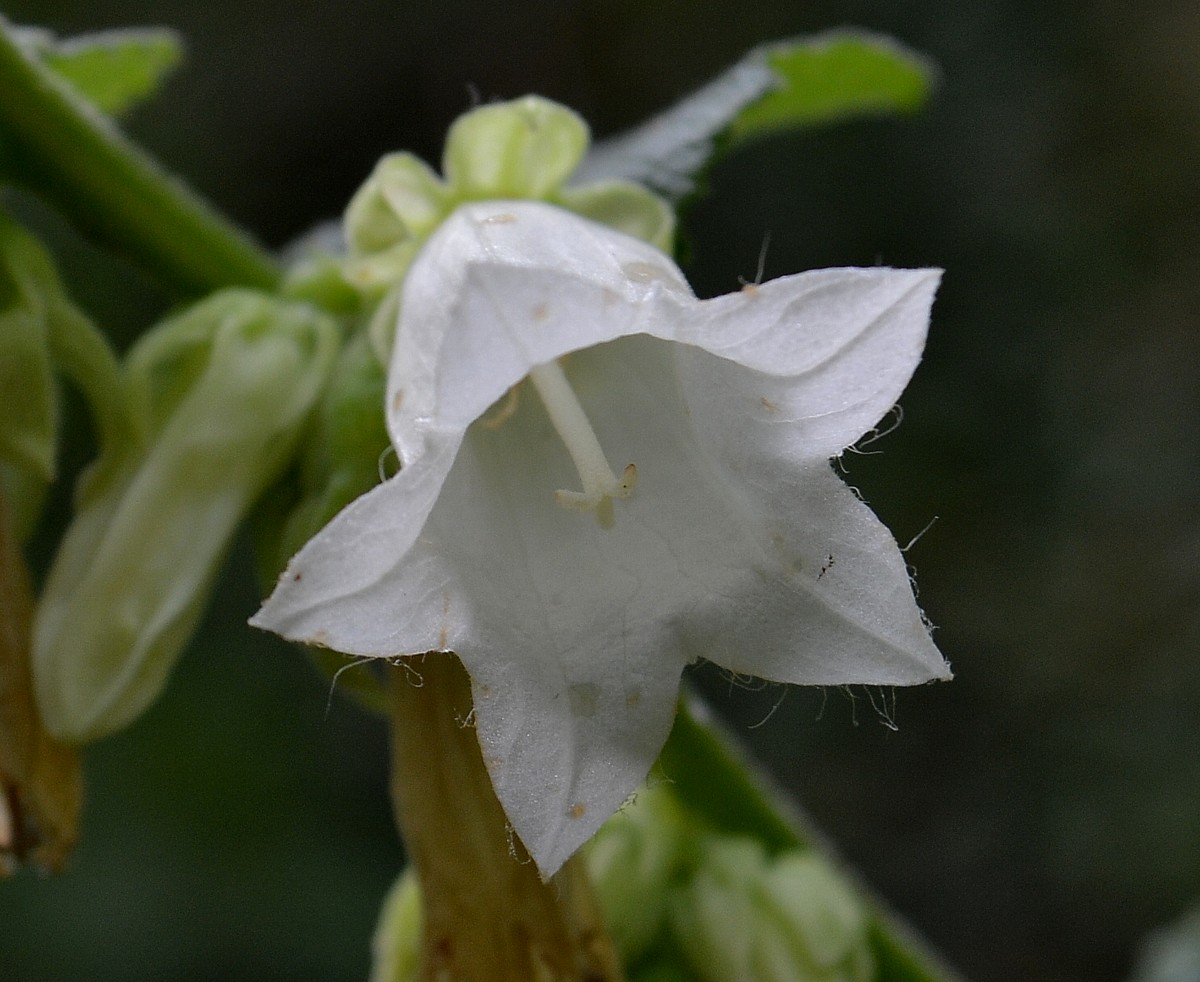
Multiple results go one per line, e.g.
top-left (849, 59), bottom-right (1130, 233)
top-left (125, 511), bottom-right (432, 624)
top-left (443, 96), bottom-right (589, 200)
top-left (586, 784), bottom-right (691, 963)
top-left (33, 289), bottom-right (338, 742)
top-left (370, 868), bottom-right (422, 982)
top-left (671, 839), bottom-right (874, 982)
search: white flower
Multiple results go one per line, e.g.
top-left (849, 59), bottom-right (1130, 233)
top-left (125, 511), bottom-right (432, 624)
top-left (251, 200), bottom-right (949, 877)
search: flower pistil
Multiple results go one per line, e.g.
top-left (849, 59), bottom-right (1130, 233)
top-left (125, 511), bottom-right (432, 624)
top-left (527, 359), bottom-right (637, 528)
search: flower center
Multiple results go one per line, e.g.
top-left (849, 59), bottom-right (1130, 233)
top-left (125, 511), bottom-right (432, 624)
top-left (527, 359), bottom-right (637, 529)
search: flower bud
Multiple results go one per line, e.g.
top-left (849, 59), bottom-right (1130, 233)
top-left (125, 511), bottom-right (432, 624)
top-left (671, 839), bottom-right (874, 982)
top-left (443, 96), bottom-right (589, 200)
top-left (33, 289), bottom-right (338, 742)
top-left (586, 784), bottom-right (691, 963)
top-left (344, 153), bottom-right (450, 294)
top-left (369, 868), bottom-right (422, 982)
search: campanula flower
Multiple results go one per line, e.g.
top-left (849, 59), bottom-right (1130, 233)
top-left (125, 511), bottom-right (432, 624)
top-left (252, 200), bottom-right (949, 876)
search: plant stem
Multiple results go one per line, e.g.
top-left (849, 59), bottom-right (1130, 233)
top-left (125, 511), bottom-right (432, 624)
top-left (0, 16), bottom-right (278, 296)
top-left (0, 481), bottom-right (82, 875)
top-left (387, 655), bottom-right (625, 982)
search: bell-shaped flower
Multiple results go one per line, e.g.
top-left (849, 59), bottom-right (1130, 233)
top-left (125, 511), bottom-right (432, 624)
top-left (252, 200), bottom-right (949, 877)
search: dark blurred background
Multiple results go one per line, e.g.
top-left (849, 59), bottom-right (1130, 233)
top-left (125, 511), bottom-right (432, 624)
top-left (2, 1), bottom-right (1198, 980)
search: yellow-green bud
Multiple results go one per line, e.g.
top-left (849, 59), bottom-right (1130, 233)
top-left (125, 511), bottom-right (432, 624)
top-left (370, 868), bottom-right (422, 982)
top-left (344, 153), bottom-right (450, 294)
top-left (443, 95), bottom-right (588, 200)
top-left (32, 289), bottom-right (338, 742)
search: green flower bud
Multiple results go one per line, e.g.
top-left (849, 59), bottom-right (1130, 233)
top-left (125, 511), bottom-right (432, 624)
top-left (671, 839), bottom-right (874, 982)
top-left (32, 289), bottom-right (338, 742)
top-left (339, 97), bottom-right (676, 347)
top-left (370, 868), bottom-right (422, 982)
top-left (443, 95), bottom-right (589, 200)
top-left (344, 153), bottom-right (451, 294)
top-left (586, 784), bottom-right (691, 963)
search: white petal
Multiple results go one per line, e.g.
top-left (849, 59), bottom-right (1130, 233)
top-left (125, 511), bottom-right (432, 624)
top-left (395, 338), bottom-right (782, 874)
top-left (249, 436), bottom-right (461, 649)
top-left (252, 201), bottom-right (947, 876)
top-left (676, 267), bottom-right (940, 461)
top-left (383, 200), bottom-right (692, 461)
top-left (675, 454), bottom-right (949, 686)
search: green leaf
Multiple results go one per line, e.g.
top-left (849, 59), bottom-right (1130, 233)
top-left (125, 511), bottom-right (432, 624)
top-left (576, 30), bottom-right (936, 200)
top-left (728, 32), bottom-right (936, 142)
top-left (33, 28), bottom-right (183, 116)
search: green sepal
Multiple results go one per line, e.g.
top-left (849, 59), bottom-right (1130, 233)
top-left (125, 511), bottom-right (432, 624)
top-left (557, 180), bottom-right (676, 253)
top-left (344, 153), bottom-right (449, 296)
top-left (443, 96), bottom-right (588, 200)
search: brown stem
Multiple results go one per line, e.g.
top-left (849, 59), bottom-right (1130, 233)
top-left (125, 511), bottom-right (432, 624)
top-left (387, 654), bottom-right (625, 982)
top-left (0, 483), bottom-right (82, 874)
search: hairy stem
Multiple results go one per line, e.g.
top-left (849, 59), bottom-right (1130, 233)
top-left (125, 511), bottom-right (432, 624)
top-left (0, 17), bottom-right (278, 295)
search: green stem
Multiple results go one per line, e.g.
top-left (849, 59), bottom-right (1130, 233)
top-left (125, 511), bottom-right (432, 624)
top-left (0, 17), bottom-right (278, 295)
top-left (659, 696), bottom-right (964, 982)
